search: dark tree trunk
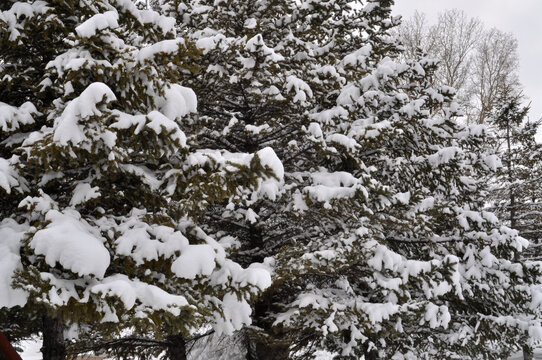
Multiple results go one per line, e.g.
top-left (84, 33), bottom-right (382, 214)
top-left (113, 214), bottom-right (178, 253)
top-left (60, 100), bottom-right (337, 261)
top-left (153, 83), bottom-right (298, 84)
top-left (166, 334), bottom-right (187, 360)
top-left (523, 345), bottom-right (533, 360)
top-left (365, 349), bottom-right (378, 360)
top-left (246, 338), bottom-right (289, 360)
top-left (245, 293), bottom-right (290, 360)
top-left (41, 313), bottom-right (65, 360)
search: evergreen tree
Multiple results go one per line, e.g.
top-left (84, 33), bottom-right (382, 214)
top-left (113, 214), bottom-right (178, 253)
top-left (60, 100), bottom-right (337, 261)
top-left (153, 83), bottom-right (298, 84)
top-left (487, 89), bottom-right (542, 254)
top-left (0, 1), bottom-right (280, 359)
top-left (162, 0), bottom-right (542, 358)
top-left (485, 88), bottom-right (542, 360)
top-left (1, 1), bottom-right (75, 356)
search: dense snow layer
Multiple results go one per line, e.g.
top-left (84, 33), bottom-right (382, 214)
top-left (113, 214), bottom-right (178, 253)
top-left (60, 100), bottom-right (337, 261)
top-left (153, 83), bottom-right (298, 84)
top-left (30, 209), bottom-right (110, 278)
top-left (90, 275), bottom-right (190, 317)
top-left (0, 101), bottom-right (37, 133)
top-left (0, 157), bottom-right (20, 194)
top-left (146, 110), bottom-right (187, 146)
top-left (213, 294), bottom-right (252, 334)
top-left (53, 82), bottom-right (117, 146)
top-left (115, 223), bottom-right (189, 265)
top-left (137, 39), bottom-right (186, 63)
top-left (171, 244), bottom-right (217, 279)
top-left (75, 11), bottom-right (119, 38)
top-left (156, 84), bottom-right (198, 121)
top-left (255, 147), bottom-right (284, 201)
top-left (0, 219), bottom-right (28, 307)
top-left (245, 34), bottom-right (284, 62)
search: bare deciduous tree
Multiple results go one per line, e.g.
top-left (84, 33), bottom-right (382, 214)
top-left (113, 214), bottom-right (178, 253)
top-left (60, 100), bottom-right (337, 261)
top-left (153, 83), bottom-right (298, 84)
top-left (472, 28), bottom-right (520, 123)
top-left (398, 9), bottom-right (520, 124)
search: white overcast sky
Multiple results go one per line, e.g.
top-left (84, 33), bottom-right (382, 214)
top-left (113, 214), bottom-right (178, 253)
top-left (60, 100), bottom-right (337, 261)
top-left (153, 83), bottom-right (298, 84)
top-left (393, 0), bottom-right (542, 132)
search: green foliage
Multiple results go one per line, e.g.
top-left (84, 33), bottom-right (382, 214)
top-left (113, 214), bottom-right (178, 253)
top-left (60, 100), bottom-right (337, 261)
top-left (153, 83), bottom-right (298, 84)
top-left (157, 0), bottom-right (542, 359)
top-left (1, 1), bottom-right (279, 358)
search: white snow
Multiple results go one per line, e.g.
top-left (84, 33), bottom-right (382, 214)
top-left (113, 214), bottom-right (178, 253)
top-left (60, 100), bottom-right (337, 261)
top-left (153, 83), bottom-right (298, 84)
top-left (307, 122), bottom-right (323, 139)
top-left (182, 148), bottom-right (283, 202)
top-left (394, 191), bottom-right (411, 204)
top-left (304, 170), bottom-right (368, 205)
top-left (18, 337), bottom-right (42, 360)
top-left (213, 293), bottom-right (252, 335)
top-left (254, 147), bottom-right (284, 201)
top-left (120, 164), bottom-right (162, 190)
top-left (0, 1), bottom-right (50, 41)
top-left (115, 224), bottom-right (189, 265)
top-left (156, 84), bottom-right (198, 121)
top-left (0, 101), bottom-right (37, 133)
top-left (30, 209), bottom-right (110, 278)
top-left (359, 302), bottom-right (400, 324)
top-left (310, 106), bottom-right (349, 125)
top-left (342, 45), bottom-right (372, 67)
top-left (285, 75), bottom-right (313, 103)
top-left (146, 110), bottom-right (187, 146)
top-left (171, 244), bottom-right (217, 279)
top-left (195, 33), bottom-right (227, 54)
top-left (256, 147), bottom-right (284, 180)
top-left (245, 34), bottom-right (284, 62)
top-left (0, 219), bottom-right (29, 308)
top-left (244, 18), bottom-right (257, 29)
top-left (0, 157), bottom-right (20, 194)
top-left (53, 82), bottom-right (117, 146)
top-left (91, 274), bottom-right (189, 316)
top-left (138, 8), bottom-right (176, 36)
top-left (75, 11), bottom-right (119, 38)
top-left (110, 112), bottom-right (147, 133)
top-left (137, 39), bottom-right (186, 63)
top-left (245, 124), bottom-right (270, 135)
top-left (336, 84), bottom-right (361, 106)
top-left (70, 183), bottom-right (101, 206)
top-left (427, 146), bottom-right (461, 167)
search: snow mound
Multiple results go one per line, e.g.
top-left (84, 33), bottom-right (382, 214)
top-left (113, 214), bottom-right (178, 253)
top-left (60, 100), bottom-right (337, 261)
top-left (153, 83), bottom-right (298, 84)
top-left (0, 219), bottom-right (29, 308)
top-left (53, 82), bottom-right (116, 146)
top-left (30, 209), bottom-right (110, 278)
top-left (75, 11), bottom-right (119, 38)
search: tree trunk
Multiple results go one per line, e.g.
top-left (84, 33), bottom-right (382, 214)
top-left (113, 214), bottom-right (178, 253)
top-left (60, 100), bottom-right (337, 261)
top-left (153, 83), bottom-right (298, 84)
top-left (523, 345), bottom-right (533, 360)
top-left (166, 334), bottom-right (187, 360)
top-left (245, 295), bottom-right (289, 360)
top-left (365, 348), bottom-right (378, 360)
top-left (246, 338), bottom-right (289, 360)
top-left (41, 313), bottom-right (65, 360)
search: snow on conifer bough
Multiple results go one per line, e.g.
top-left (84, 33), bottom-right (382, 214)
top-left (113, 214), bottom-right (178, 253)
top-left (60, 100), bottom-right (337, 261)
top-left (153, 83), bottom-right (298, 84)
top-left (1, 0), bottom-right (542, 359)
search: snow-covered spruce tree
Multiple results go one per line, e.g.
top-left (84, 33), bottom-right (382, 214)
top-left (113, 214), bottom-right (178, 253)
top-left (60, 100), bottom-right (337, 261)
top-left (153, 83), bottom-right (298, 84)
top-left (0, 1), bottom-right (75, 356)
top-left (485, 89), bottom-right (542, 359)
top-left (274, 52), bottom-right (542, 359)
top-left (155, 0), bottom-right (542, 359)
top-left (156, 0), bottom-right (393, 357)
top-left (486, 89), bottom-right (542, 254)
top-left (0, 1), bottom-right (281, 360)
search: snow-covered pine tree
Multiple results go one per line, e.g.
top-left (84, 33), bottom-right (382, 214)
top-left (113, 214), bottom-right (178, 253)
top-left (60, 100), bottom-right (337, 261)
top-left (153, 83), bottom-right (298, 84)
top-left (160, 0), bottom-right (542, 359)
top-left (0, 1), bottom-right (281, 359)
